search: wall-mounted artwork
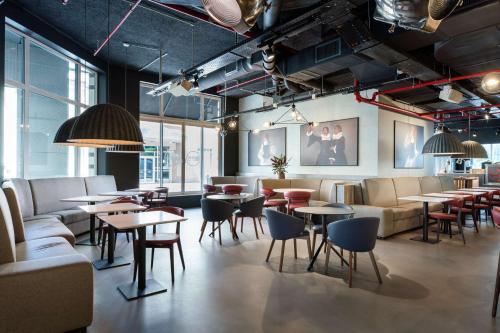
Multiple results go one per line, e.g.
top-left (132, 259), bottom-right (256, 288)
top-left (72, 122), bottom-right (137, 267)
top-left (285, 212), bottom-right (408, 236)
top-left (300, 117), bottom-right (359, 166)
top-left (248, 128), bottom-right (286, 166)
top-left (394, 121), bottom-right (424, 169)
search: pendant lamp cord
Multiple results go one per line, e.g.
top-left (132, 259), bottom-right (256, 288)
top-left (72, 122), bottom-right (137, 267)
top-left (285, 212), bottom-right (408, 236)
top-left (106, 0), bottom-right (110, 103)
top-left (124, 47), bottom-right (128, 110)
top-left (468, 114), bottom-right (471, 140)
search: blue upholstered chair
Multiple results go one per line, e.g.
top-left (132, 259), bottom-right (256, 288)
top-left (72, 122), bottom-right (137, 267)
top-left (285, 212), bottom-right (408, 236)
top-left (309, 203), bottom-right (354, 253)
top-left (200, 198), bottom-right (236, 245)
top-left (234, 196), bottom-right (265, 239)
top-left (265, 209), bottom-right (312, 272)
top-left (325, 217), bottom-right (382, 287)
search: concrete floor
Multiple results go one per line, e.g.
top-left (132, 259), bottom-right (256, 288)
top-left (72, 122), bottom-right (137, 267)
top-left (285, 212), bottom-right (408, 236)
top-left (76, 208), bottom-right (500, 333)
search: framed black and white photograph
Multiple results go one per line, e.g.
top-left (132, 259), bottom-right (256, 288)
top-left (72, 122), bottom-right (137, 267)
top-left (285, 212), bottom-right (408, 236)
top-left (394, 121), bottom-right (424, 169)
top-left (248, 128), bottom-right (286, 166)
top-left (300, 117), bottom-right (359, 166)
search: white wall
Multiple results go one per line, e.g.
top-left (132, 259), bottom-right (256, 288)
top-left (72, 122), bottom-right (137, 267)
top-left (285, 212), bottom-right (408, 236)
top-left (238, 93), bottom-right (379, 177)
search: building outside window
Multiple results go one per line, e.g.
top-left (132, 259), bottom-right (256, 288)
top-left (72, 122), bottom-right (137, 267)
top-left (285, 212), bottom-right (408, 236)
top-left (139, 82), bottom-right (221, 193)
top-left (3, 25), bottom-right (98, 179)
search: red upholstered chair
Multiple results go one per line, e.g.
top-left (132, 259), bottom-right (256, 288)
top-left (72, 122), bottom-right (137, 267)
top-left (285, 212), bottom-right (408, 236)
top-left (203, 184), bottom-right (218, 198)
top-left (450, 194), bottom-right (479, 233)
top-left (261, 188), bottom-right (287, 211)
top-left (133, 206), bottom-right (185, 284)
top-left (222, 185), bottom-right (243, 195)
top-left (475, 192), bottom-right (494, 224)
top-left (284, 191), bottom-right (311, 215)
top-left (492, 207), bottom-right (500, 228)
top-left (428, 198), bottom-right (466, 244)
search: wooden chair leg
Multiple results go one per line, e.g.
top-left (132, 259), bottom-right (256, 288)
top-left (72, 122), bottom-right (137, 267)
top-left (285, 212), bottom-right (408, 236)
top-left (177, 241), bottom-right (185, 270)
top-left (252, 217), bottom-right (259, 239)
top-left (218, 221), bottom-right (222, 245)
top-left (169, 247), bottom-right (175, 284)
top-left (306, 237), bottom-right (312, 259)
top-left (241, 216), bottom-right (244, 232)
top-left (266, 239), bottom-right (275, 262)
top-left (279, 240), bottom-right (286, 272)
top-left (369, 251), bottom-right (383, 284)
top-left (436, 219), bottom-right (440, 242)
top-left (258, 217), bottom-right (264, 234)
top-left (199, 220), bottom-right (207, 242)
top-left (353, 252), bottom-right (357, 271)
top-left (472, 212), bottom-right (479, 233)
top-left (324, 243), bottom-right (331, 274)
top-left (126, 232), bottom-right (130, 243)
top-left (233, 216), bottom-right (238, 232)
top-left (340, 248), bottom-right (344, 267)
top-left (348, 251), bottom-right (353, 288)
top-left (151, 248), bottom-right (155, 269)
top-left (293, 238), bottom-right (297, 259)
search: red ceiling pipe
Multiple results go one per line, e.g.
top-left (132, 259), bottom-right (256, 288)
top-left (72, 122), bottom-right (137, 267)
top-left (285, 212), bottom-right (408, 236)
top-left (370, 69), bottom-right (500, 102)
top-left (94, 0), bottom-right (143, 56)
top-left (354, 80), bottom-right (437, 122)
top-left (420, 103), bottom-right (500, 116)
top-left (216, 74), bottom-right (270, 94)
top-left (147, 0), bottom-right (256, 38)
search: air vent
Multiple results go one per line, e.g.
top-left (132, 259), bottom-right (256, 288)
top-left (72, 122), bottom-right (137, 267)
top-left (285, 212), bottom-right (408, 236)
top-left (315, 39), bottom-right (341, 63)
top-left (225, 62), bottom-right (238, 76)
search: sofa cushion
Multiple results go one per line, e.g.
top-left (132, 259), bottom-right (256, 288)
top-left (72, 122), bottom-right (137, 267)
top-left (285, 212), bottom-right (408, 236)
top-left (309, 200), bottom-right (329, 207)
top-left (290, 179), bottom-right (322, 200)
top-left (24, 219), bottom-right (75, 246)
top-left (48, 210), bottom-right (89, 225)
top-left (0, 189), bottom-right (16, 263)
top-left (393, 177), bottom-right (422, 205)
top-left (15, 237), bottom-right (74, 262)
top-left (318, 179), bottom-right (341, 203)
top-left (84, 175), bottom-right (117, 195)
top-left (24, 214), bottom-right (62, 222)
top-left (439, 176), bottom-right (456, 191)
top-left (362, 178), bottom-right (397, 207)
top-left (391, 203), bottom-right (423, 220)
top-left (419, 176), bottom-right (443, 194)
top-left (2, 178), bottom-right (35, 218)
top-left (210, 176), bottom-right (236, 185)
top-left (2, 187), bottom-right (26, 243)
top-left (29, 177), bottom-right (87, 215)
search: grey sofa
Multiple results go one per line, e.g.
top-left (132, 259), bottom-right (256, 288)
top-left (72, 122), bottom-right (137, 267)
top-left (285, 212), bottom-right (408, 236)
top-left (0, 187), bottom-right (93, 333)
top-left (2, 175), bottom-right (118, 235)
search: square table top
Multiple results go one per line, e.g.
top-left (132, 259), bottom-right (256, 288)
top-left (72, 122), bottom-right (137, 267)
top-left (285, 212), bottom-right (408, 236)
top-left (98, 191), bottom-right (146, 196)
top-left (423, 193), bottom-right (472, 199)
top-left (398, 195), bottom-right (453, 203)
top-left (98, 211), bottom-right (187, 230)
top-left (79, 203), bottom-right (146, 215)
top-left (61, 195), bottom-right (120, 203)
top-left (444, 190), bottom-right (486, 196)
top-left (206, 194), bottom-right (251, 201)
top-left (472, 187), bottom-right (500, 191)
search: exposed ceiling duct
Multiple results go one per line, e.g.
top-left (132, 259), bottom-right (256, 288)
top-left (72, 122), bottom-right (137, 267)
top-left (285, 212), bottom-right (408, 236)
top-left (201, 0), bottom-right (266, 33)
top-left (373, 0), bottom-right (462, 33)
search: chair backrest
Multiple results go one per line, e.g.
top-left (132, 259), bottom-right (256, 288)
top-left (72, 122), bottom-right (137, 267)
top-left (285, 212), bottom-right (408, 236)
top-left (203, 184), bottom-right (217, 193)
top-left (0, 189), bottom-right (17, 264)
top-left (222, 185), bottom-right (243, 195)
top-left (239, 196), bottom-right (265, 218)
top-left (147, 206), bottom-right (184, 217)
top-left (264, 208), bottom-right (306, 240)
top-left (327, 217), bottom-right (380, 252)
top-left (260, 188), bottom-right (276, 200)
top-left (311, 203), bottom-right (354, 225)
top-left (201, 198), bottom-right (234, 221)
top-left (155, 187), bottom-right (169, 199)
top-left (448, 198), bottom-right (464, 209)
top-left (284, 191), bottom-right (311, 203)
top-left (492, 207), bottom-right (500, 228)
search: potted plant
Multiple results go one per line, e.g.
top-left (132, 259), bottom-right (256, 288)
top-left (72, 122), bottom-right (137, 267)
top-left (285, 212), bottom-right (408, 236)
top-left (271, 154), bottom-right (290, 179)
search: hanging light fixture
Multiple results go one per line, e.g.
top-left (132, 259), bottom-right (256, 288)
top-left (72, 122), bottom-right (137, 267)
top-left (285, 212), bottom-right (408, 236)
top-left (481, 72), bottom-right (500, 94)
top-left (422, 125), bottom-right (465, 155)
top-left (456, 115), bottom-right (488, 159)
top-left (53, 116), bottom-right (109, 148)
top-left (262, 97), bottom-right (318, 128)
top-left (106, 144), bottom-right (145, 153)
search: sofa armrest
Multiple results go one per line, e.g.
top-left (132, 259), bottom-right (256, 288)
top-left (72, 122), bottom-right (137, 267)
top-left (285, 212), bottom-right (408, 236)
top-left (0, 254), bottom-right (93, 333)
top-left (352, 204), bottom-right (394, 238)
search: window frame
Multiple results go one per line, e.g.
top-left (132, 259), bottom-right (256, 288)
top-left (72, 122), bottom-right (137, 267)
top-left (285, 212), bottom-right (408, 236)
top-left (4, 25), bottom-right (98, 178)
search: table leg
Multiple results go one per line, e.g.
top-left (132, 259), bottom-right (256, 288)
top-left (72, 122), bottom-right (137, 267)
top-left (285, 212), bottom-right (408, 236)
top-left (92, 224), bottom-right (130, 270)
top-left (117, 226), bottom-right (167, 301)
top-left (76, 202), bottom-right (97, 246)
top-left (410, 202), bottom-right (439, 244)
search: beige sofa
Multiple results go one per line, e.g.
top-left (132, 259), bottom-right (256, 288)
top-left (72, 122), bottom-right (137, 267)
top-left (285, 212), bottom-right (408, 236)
top-left (352, 176), bottom-right (455, 238)
top-left (3, 175), bottom-right (117, 236)
top-left (0, 187), bottom-right (93, 332)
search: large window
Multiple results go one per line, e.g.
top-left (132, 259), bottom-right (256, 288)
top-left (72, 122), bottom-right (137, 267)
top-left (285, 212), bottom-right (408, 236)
top-left (3, 26), bottom-right (98, 178)
top-left (139, 82), bottom-right (221, 193)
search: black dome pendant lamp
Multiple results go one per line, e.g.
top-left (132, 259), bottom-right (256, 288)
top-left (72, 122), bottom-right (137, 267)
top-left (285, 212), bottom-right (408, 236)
top-left (53, 116), bottom-right (108, 148)
top-left (422, 125), bottom-right (465, 156)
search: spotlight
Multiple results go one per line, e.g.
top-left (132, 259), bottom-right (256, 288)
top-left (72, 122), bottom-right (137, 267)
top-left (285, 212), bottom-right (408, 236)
top-left (457, 129), bottom-right (463, 133)
top-left (313, 122), bottom-right (319, 127)
top-left (485, 110), bottom-right (491, 120)
top-left (251, 129), bottom-right (260, 134)
top-left (472, 131), bottom-right (477, 137)
top-left (272, 102), bottom-right (278, 108)
top-left (481, 72), bottom-right (500, 94)
top-left (227, 117), bottom-right (238, 129)
top-left (263, 121), bottom-right (271, 128)
top-left (122, 42), bottom-right (130, 48)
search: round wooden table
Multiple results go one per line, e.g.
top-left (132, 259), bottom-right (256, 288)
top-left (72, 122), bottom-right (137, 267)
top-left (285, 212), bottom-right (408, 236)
top-left (294, 206), bottom-right (354, 271)
top-left (206, 194), bottom-right (250, 201)
top-left (213, 184), bottom-right (248, 188)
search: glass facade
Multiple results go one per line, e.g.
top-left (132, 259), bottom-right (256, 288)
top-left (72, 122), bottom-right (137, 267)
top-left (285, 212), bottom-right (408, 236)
top-left (3, 26), bottom-right (98, 179)
top-left (138, 82), bottom-right (221, 193)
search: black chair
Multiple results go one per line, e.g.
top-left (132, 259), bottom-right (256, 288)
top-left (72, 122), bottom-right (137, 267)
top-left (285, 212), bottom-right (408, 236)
top-left (325, 217), bottom-right (382, 287)
top-left (234, 196), bottom-right (265, 239)
top-left (200, 198), bottom-right (236, 245)
top-left (309, 203), bottom-right (354, 253)
top-left (265, 209), bottom-right (312, 272)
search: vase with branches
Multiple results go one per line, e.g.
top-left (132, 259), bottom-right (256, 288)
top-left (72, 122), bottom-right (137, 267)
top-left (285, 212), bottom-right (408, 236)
top-left (270, 154), bottom-right (290, 179)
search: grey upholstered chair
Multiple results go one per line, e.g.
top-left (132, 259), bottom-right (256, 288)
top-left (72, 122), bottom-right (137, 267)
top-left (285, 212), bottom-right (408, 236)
top-left (325, 217), bottom-right (382, 287)
top-left (200, 198), bottom-right (236, 245)
top-left (234, 196), bottom-right (265, 239)
top-left (309, 203), bottom-right (354, 252)
top-left (265, 209), bottom-right (312, 272)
